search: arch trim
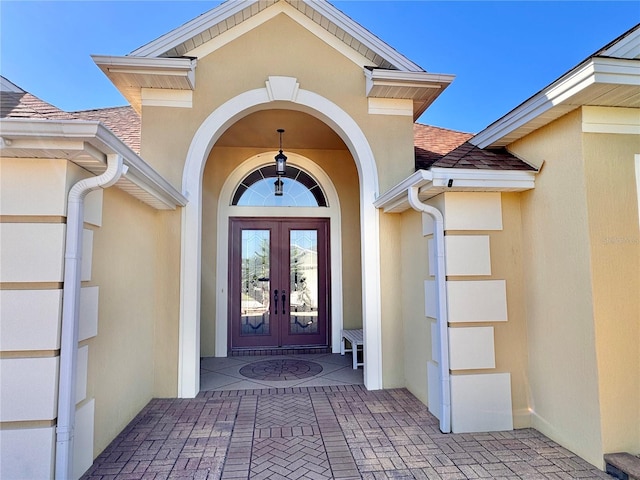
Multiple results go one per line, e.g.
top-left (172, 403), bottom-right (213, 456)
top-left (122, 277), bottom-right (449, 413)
top-left (179, 78), bottom-right (382, 397)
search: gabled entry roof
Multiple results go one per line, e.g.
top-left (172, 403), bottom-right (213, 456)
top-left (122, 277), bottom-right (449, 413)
top-left (130, 0), bottom-right (424, 71)
top-left (94, 0), bottom-right (454, 118)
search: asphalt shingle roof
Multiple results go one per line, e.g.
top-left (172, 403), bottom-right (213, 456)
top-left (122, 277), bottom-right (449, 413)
top-left (71, 106), bottom-right (141, 154)
top-left (1, 78), bottom-right (141, 154)
top-left (1, 91), bottom-right (72, 120)
top-left (414, 122), bottom-right (535, 171)
top-left (2, 79), bottom-right (532, 171)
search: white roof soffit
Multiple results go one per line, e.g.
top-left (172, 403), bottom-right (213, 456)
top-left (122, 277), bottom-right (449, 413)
top-left (365, 69), bottom-right (455, 119)
top-left (472, 55), bottom-right (640, 149)
top-left (374, 168), bottom-right (536, 213)
top-left (129, 0), bottom-right (424, 72)
top-left (92, 55), bottom-right (197, 113)
top-left (0, 119), bottom-right (187, 210)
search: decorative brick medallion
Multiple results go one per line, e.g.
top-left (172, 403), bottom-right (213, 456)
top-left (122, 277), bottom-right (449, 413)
top-left (239, 358), bottom-right (323, 380)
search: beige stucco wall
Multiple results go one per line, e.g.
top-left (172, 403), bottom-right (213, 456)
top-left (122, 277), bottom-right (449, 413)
top-left (139, 10), bottom-right (417, 365)
top-left (582, 130), bottom-right (640, 456)
top-left (140, 12), bottom-right (415, 193)
top-left (200, 146), bottom-right (362, 355)
top-left (510, 108), bottom-right (605, 466)
top-left (0, 157), bottom-right (181, 467)
top-left (89, 187), bottom-right (181, 455)
top-left (399, 209), bottom-right (431, 403)
top-left (488, 193), bottom-right (530, 428)
top-left (379, 211), bottom-right (404, 388)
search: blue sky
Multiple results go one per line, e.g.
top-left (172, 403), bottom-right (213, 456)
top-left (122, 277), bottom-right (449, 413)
top-left (1, 1), bottom-right (638, 133)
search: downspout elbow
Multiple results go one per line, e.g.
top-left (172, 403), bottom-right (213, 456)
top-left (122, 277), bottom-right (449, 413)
top-left (55, 154), bottom-right (126, 480)
top-left (407, 186), bottom-right (451, 434)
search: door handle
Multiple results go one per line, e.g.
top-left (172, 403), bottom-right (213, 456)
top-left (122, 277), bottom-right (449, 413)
top-left (274, 289), bottom-right (278, 314)
top-left (282, 290), bottom-right (286, 315)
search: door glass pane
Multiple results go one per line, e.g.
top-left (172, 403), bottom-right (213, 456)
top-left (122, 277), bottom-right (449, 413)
top-left (289, 230), bottom-right (318, 335)
top-left (241, 230), bottom-right (270, 336)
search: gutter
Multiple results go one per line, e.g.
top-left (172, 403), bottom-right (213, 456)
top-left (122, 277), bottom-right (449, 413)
top-left (407, 186), bottom-right (451, 434)
top-left (55, 154), bottom-right (127, 480)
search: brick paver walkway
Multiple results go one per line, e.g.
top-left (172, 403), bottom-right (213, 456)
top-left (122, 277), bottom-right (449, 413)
top-left (82, 386), bottom-right (610, 479)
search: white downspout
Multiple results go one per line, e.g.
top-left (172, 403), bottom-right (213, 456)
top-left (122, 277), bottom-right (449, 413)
top-left (55, 154), bottom-right (126, 480)
top-left (407, 186), bottom-right (451, 433)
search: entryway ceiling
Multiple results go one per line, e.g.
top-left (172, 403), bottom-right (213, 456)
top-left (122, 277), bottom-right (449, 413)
top-left (215, 109), bottom-right (347, 150)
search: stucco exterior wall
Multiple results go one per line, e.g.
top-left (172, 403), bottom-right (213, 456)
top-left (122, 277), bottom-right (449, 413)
top-left (419, 191), bottom-right (529, 431)
top-left (140, 12), bottom-right (415, 193)
top-left (400, 209), bottom-right (431, 403)
top-left (88, 186), bottom-right (181, 455)
top-left (0, 157), bottom-right (178, 476)
top-left (510, 109), bottom-right (605, 466)
top-left (0, 158), bottom-right (100, 478)
top-left (582, 130), bottom-right (640, 455)
top-left (488, 193), bottom-right (529, 428)
top-left (379, 211), bottom-right (404, 388)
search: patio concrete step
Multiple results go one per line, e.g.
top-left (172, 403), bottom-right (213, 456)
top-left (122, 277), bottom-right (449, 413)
top-left (604, 452), bottom-right (640, 480)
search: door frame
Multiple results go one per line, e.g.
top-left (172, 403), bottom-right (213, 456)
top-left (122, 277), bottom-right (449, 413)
top-left (228, 216), bottom-right (331, 350)
top-left (216, 153), bottom-right (344, 357)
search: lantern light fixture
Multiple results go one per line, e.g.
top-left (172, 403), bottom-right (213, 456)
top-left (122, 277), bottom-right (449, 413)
top-left (274, 177), bottom-right (284, 196)
top-left (274, 128), bottom-right (287, 176)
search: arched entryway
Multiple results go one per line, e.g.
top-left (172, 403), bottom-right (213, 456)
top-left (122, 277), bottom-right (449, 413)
top-left (179, 76), bottom-right (382, 397)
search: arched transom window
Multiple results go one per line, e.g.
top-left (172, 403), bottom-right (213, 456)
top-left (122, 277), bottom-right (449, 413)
top-left (232, 165), bottom-right (328, 207)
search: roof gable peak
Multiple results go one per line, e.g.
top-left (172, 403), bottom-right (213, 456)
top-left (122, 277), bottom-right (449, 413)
top-left (129, 0), bottom-right (424, 72)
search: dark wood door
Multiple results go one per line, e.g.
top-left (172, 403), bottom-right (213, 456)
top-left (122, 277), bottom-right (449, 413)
top-left (228, 218), bottom-right (330, 350)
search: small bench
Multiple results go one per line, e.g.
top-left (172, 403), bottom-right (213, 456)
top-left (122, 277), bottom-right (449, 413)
top-left (340, 329), bottom-right (364, 370)
top-left (605, 452), bottom-right (640, 480)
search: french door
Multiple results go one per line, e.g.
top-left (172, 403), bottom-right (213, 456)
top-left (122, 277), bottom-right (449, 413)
top-left (228, 217), bottom-right (330, 350)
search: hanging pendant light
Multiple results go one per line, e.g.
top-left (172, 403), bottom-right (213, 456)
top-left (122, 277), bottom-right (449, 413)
top-left (274, 177), bottom-right (284, 196)
top-left (274, 128), bottom-right (287, 176)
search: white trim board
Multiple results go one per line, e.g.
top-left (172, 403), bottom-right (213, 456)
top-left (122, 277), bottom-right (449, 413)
top-left (582, 106), bottom-right (640, 134)
top-left (472, 56), bottom-right (640, 148)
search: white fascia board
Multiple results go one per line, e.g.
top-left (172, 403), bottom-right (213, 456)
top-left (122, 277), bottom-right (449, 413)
top-left (0, 119), bottom-right (186, 210)
top-left (92, 55), bottom-right (197, 88)
top-left (430, 167), bottom-right (537, 190)
top-left (302, 0), bottom-right (424, 72)
top-left (364, 69), bottom-right (455, 96)
top-left (374, 168), bottom-right (536, 213)
top-left (471, 56), bottom-right (640, 149)
top-left (86, 124), bottom-right (188, 210)
top-left (374, 170), bottom-right (433, 212)
top-left (129, 1), bottom-right (256, 58)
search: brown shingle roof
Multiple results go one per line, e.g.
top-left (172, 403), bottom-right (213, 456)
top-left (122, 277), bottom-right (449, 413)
top-left (433, 142), bottom-right (536, 171)
top-left (1, 77), bottom-right (141, 154)
top-left (413, 122), bottom-right (535, 171)
top-left (3, 78), bottom-right (530, 170)
top-left (71, 107), bottom-right (141, 154)
top-left (1, 91), bottom-right (73, 120)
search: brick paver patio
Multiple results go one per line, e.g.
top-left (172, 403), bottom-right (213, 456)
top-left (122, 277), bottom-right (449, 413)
top-left (82, 385), bottom-right (611, 479)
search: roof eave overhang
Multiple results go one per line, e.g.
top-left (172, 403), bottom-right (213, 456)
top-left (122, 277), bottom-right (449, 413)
top-left (471, 56), bottom-right (640, 149)
top-left (365, 69), bottom-right (455, 120)
top-left (374, 167), bottom-right (536, 213)
top-left (92, 55), bottom-right (197, 113)
top-left (0, 118), bottom-right (187, 210)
